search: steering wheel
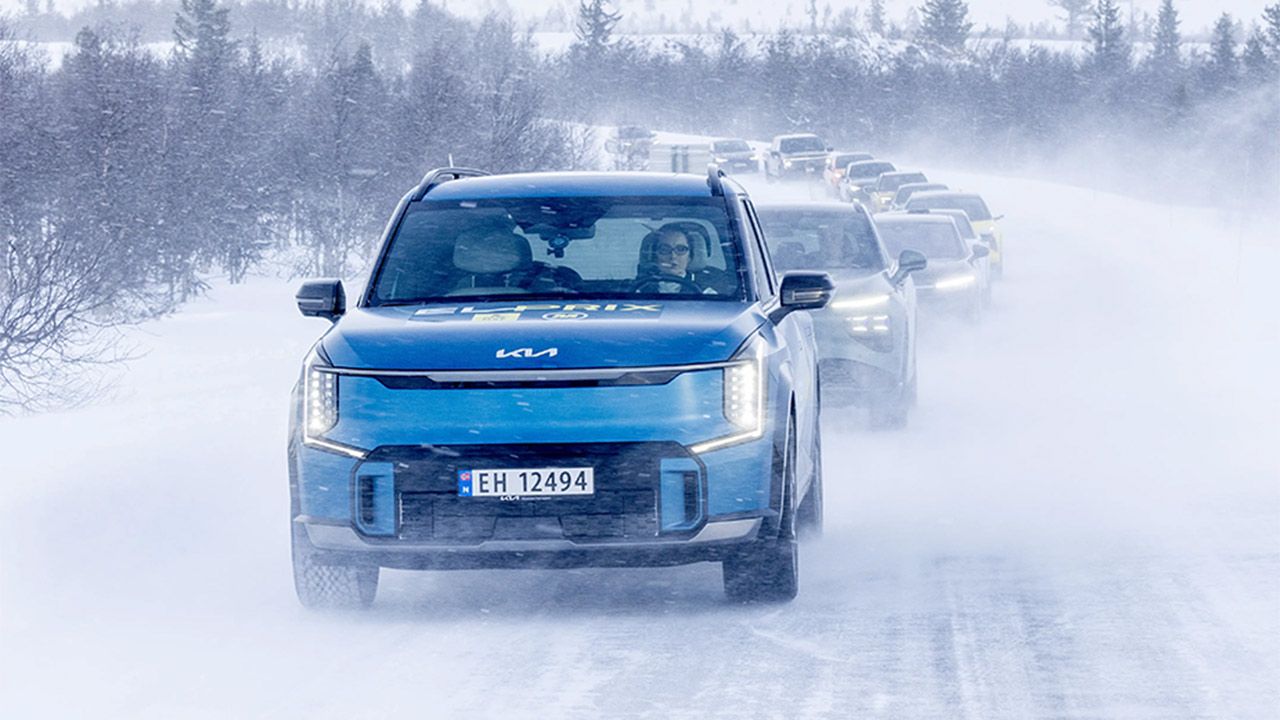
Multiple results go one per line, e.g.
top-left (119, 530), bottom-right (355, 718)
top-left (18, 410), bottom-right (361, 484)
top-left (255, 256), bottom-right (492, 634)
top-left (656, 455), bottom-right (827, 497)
top-left (629, 273), bottom-right (705, 294)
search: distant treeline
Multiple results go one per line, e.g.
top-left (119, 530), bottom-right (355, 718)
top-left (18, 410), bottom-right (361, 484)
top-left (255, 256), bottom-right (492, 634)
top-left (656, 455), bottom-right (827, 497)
top-left (2, 0), bottom-right (1278, 411)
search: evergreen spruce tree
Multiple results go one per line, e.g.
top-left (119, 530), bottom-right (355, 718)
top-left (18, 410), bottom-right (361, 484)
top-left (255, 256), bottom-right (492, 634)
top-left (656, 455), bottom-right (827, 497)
top-left (918, 0), bottom-right (972, 51)
top-left (1204, 13), bottom-right (1239, 91)
top-left (1263, 3), bottom-right (1280, 60)
top-left (1047, 0), bottom-right (1090, 39)
top-left (1087, 0), bottom-right (1131, 76)
top-left (867, 0), bottom-right (886, 36)
top-left (573, 0), bottom-right (620, 59)
top-left (1242, 28), bottom-right (1276, 83)
top-left (1150, 0), bottom-right (1181, 72)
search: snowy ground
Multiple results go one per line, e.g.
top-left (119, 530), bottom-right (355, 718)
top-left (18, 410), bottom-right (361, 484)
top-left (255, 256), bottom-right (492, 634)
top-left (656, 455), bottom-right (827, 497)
top-left (1, 168), bottom-right (1277, 718)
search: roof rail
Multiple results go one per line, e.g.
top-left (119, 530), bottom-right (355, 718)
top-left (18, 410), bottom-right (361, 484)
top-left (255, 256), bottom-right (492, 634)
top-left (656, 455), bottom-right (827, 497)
top-left (706, 165), bottom-right (727, 197)
top-left (411, 167), bottom-right (490, 201)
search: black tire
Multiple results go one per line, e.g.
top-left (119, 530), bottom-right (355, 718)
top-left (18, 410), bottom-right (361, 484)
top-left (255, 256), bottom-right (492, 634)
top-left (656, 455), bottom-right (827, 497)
top-left (796, 425), bottom-right (824, 539)
top-left (723, 420), bottom-right (799, 602)
top-left (291, 522), bottom-right (379, 609)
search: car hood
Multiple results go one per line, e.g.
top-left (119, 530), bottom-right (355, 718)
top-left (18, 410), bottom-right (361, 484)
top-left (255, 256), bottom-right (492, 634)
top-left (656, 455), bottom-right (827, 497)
top-left (321, 300), bottom-right (766, 370)
top-left (914, 260), bottom-right (975, 284)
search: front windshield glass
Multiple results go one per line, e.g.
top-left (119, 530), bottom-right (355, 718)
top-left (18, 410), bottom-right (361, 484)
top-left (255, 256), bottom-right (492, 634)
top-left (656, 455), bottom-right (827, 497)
top-left (906, 194), bottom-right (993, 221)
top-left (368, 196), bottom-right (746, 305)
top-left (713, 140), bottom-right (750, 153)
top-left (848, 161), bottom-right (896, 179)
top-left (894, 183), bottom-right (944, 204)
top-left (756, 208), bottom-right (886, 272)
top-left (878, 172), bottom-right (928, 192)
top-left (779, 136), bottom-right (826, 153)
top-left (876, 220), bottom-right (967, 259)
top-left (934, 211), bottom-right (977, 239)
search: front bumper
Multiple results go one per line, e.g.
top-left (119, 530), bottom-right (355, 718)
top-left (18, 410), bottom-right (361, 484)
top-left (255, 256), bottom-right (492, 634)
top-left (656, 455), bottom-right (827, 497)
top-left (299, 517), bottom-right (764, 569)
top-left (810, 309), bottom-right (908, 405)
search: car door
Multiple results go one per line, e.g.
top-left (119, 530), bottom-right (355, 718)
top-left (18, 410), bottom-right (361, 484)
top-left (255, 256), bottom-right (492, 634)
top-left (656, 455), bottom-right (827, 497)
top-left (740, 198), bottom-right (820, 496)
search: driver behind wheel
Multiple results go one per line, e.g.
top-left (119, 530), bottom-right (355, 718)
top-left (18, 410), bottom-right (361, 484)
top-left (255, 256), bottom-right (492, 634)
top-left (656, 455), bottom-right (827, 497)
top-left (636, 225), bottom-right (715, 294)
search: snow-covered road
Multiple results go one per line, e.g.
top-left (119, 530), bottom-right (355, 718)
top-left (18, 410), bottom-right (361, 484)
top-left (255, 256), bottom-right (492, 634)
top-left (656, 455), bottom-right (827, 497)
top-left (2, 170), bottom-right (1277, 718)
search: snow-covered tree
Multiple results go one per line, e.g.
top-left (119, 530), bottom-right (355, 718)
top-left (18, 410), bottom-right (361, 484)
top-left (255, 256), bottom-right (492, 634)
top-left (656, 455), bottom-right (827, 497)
top-left (1087, 0), bottom-right (1131, 77)
top-left (573, 0), bottom-right (620, 59)
top-left (1149, 0), bottom-right (1181, 72)
top-left (1047, 0), bottom-right (1090, 39)
top-left (918, 0), bottom-right (972, 51)
top-left (1242, 28), bottom-right (1276, 83)
top-left (1203, 13), bottom-right (1239, 92)
top-left (867, 0), bottom-right (886, 36)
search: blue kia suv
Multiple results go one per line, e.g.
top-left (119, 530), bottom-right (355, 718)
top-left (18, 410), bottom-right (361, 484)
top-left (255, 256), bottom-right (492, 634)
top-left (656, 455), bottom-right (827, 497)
top-left (289, 168), bottom-right (833, 607)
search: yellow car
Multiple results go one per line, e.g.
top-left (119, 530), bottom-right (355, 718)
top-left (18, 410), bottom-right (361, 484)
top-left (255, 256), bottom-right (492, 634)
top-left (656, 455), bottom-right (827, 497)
top-left (904, 191), bottom-right (1005, 278)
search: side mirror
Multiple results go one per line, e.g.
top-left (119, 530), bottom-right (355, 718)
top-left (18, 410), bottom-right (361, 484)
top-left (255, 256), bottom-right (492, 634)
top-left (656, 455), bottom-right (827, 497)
top-left (891, 249), bottom-right (927, 285)
top-left (771, 272), bottom-right (835, 323)
top-left (994, 214), bottom-right (1005, 221)
top-left (970, 243), bottom-right (990, 259)
top-left (297, 279), bottom-right (345, 321)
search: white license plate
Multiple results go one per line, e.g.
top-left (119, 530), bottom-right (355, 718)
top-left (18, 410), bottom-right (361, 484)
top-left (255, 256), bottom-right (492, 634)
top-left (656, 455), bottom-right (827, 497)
top-left (457, 467), bottom-right (595, 498)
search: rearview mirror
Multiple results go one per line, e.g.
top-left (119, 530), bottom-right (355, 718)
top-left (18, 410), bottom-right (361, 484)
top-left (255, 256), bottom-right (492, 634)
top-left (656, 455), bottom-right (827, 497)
top-left (296, 279), bottom-right (345, 321)
top-left (971, 244), bottom-right (990, 259)
top-left (891, 249), bottom-right (927, 285)
top-left (771, 272), bottom-right (835, 323)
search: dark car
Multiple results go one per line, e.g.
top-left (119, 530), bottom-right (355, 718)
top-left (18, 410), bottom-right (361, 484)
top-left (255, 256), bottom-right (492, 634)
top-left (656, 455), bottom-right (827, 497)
top-left (289, 168), bottom-right (834, 608)
top-left (710, 138), bottom-right (758, 173)
top-left (755, 202), bottom-right (926, 429)
top-left (874, 213), bottom-right (989, 321)
top-left (838, 160), bottom-right (897, 203)
top-left (764, 133), bottom-right (832, 181)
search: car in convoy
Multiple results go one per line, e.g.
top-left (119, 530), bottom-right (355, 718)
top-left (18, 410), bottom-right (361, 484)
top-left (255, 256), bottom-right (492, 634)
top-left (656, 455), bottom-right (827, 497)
top-left (867, 171), bottom-right (929, 213)
top-left (904, 208), bottom-right (992, 307)
top-left (874, 213), bottom-right (989, 321)
top-left (890, 182), bottom-right (948, 211)
top-left (604, 125), bottom-right (656, 171)
top-left (710, 138), bottom-right (757, 174)
top-left (904, 191), bottom-right (1005, 279)
top-left (822, 151), bottom-right (875, 197)
top-left (838, 160), bottom-right (897, 203)
top-left (764, 133), bottom-right (831, 181)
top-left (755, 202), bottom-right (926, 429)
top-left (289, 168), bottom-right (834, 608)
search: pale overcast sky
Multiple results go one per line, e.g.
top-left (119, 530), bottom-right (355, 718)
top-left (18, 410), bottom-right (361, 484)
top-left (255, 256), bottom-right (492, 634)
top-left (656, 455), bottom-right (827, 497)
top-left (0, 0), bottom-right (1268, 34)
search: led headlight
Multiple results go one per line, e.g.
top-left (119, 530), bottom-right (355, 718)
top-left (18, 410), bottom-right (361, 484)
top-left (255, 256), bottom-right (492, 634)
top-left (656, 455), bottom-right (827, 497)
top-left (934, 274), bottom-right (977, 291)
top-left (304, 349), bottom-right (338, 436)
top-left (691, 337), bottom-right (766, 454)
top-left (832, 293), bottom-right (890, 311)
top-left (783, 159), bottom-right (794, 168)
top-left (848, 314), bottom-right (891, 334)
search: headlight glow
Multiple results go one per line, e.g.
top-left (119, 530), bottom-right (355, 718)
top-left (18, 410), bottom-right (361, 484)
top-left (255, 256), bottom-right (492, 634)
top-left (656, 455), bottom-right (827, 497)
top-left (848, 314), bottom-right (891, 334)
top-left (692, 339), bottom-right (766, 454)
top-left (934, 274), bottom-right (977, 291)
top-left (832, 293), bottom-right (890, 310)
top-left (305, 363), bottom-right (338, 436)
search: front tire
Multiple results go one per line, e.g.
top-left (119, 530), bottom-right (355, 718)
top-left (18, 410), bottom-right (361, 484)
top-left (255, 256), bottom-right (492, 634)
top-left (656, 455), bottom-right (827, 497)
top-left (292, 523), bottom-right (379, 609)
top-left (723, 420), bottom-right (800, 602)
top-left (796, 425), bottom-right (824, 538)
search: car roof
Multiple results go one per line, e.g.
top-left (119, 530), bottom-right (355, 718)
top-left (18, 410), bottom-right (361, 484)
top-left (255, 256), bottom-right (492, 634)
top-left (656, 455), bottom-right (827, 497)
top-left (774, 133), bottom-right (821, 140)
top-left (907, 190), bottom-right (982, 201)
top-left (754, 201), bottom-right (869, 215)
top-left (881, 170), bottom-right (924, 178)
top-left (876, 212), bottom-right (957, 225)
top-left (848, 159), bottom-right (893, 168)
top-left (425, 172), bottom-right (726, 200)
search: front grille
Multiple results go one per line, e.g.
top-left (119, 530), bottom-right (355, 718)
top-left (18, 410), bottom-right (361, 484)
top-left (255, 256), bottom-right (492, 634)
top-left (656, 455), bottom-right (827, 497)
top-left (360, 442), bottom-right (704, 544)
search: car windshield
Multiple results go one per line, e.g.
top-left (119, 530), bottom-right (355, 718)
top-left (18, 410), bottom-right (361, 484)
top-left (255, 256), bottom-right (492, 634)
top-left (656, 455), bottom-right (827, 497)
top-left (894, 183), bottom-right (945, 203)
top-left (368, 196), bottom-right (746, 305)
top-left (779, 136), bottom-right (825, 153)
top-left (713, 140), bottom-right (751, 153)
top-left (876, 220), bottom-right (967, 260)
top-left (906, 194), bottom-right (992, 221)
top-left (756, 208), bottom-right (886, 272)
top-left (878, 172), bottom-right (928, 192)
top-left (848, 161), bottom-right (896, 179)
top-left (832, 153), bottom-right (868, 167)
top-left (933, 211), bottom-right (977, 239)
